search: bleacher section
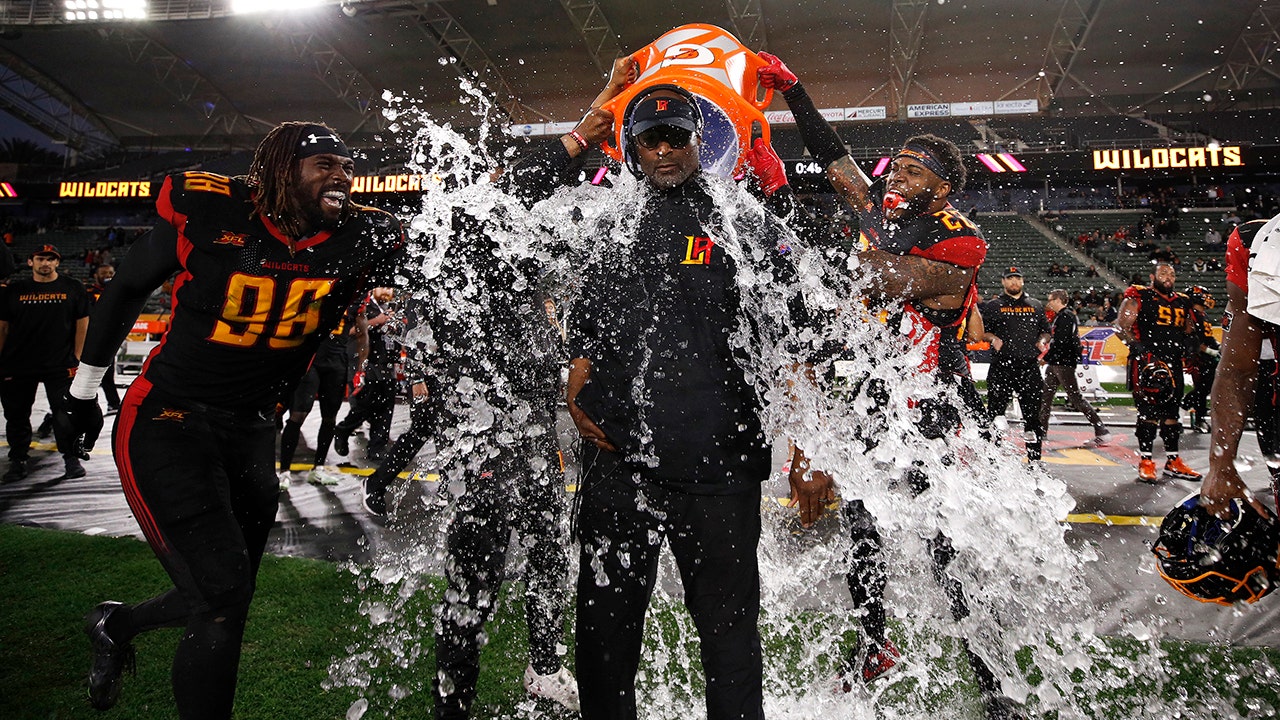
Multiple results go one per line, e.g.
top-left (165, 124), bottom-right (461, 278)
top-left (974, 214), bottom-right (1118, 301)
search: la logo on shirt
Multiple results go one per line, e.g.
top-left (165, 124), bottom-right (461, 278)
top-left (681, 235), bottom-right (715, 265)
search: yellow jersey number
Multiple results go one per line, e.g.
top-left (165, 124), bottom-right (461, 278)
top-left (933, 208), bottom-right (979, 233)
top-left (1156, 305), bottom-right (1187, 328)
top-left (182, 172), bottom-right (232, 197)
top-left (209, 273), bottom-right (335, 349)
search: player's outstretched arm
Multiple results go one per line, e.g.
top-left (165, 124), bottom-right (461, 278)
top-left (759, 51), bottom-right (871, 211)
top-left (78, 223), bottom-right (182, 368)
top-left (1201, 280), bottom-right (1269, 518)
top-left (63, 221), bottom-right (181, 451)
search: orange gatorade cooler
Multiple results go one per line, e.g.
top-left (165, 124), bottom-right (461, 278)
top-left (599, 24), bottom-right (773, 177)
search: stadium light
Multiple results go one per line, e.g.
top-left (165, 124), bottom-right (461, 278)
top-left (63, 0), bottom-right (147, 21)
top-left (232, 0), bottom-right (326, 13)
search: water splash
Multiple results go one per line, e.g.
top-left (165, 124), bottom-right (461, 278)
top-left (323, 81), bottom-right (1274, 720)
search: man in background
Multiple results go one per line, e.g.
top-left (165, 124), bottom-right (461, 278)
top-left (981, 268), bottom-right (1050, 461)
top-left (1117, 262), bottom-right (1200, 482)
top-left (1039, 289), bottom-right (1111, 446)
top-left (0, 243), bottom-right (90, 481)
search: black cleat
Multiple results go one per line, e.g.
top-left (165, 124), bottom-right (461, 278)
top-left (333, 430), bottom-right (350, 457)
top-left (84, 601), bottom-right (135, 711)
top-left (65, 460), bottom-right (87, 480)
top-left (3, 459), bottom-right (27, 483)
top-left (362, 477), bottom-right (387, 517)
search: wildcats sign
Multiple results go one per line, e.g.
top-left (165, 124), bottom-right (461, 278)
top-left (350, 174), bottom-right (433, 194)
top-left (59, 181), bottom-right (152, 198)
top-left (1091, 146), bottom-right (1243, 171)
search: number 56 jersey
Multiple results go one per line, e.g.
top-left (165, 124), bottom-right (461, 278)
top-left (141, 171), bottom-right (405, 410)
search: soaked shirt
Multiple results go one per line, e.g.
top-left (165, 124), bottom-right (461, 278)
top-left (858, 202), bottom-right (987, 372)
top-left (571, 178), bottom-right (799, 489)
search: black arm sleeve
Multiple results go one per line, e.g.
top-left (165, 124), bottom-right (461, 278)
top-left (499, 138), bottom-right (579, 206)
top-left (80, 221), bottom-right (182, 366)
top-left (782, 82), bottom-right (849, 169)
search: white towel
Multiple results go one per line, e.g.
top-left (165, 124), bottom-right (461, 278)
top-left (1246, 213), bottom-right (1280, 325)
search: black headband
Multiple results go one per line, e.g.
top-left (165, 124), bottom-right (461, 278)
top-left (894, 143), bottom-right (952, 184)
top-left (296, 125), bottom-right (351, 160)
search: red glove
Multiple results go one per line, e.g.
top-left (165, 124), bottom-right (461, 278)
top-left (349, 369), bottom-right (366, 396)
top-left (746, 138), bottom-right (788, 196)
top-left (756, 51), bottom-right (798, 91)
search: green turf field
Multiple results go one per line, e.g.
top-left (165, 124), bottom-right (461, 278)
top-left (3, 524), bottom-right (1277, 719)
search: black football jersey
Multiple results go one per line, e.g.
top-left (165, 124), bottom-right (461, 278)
top-left (139, 171), bottom-right (404, 408)
top-left (1124, 284), bottom-right (1193, 359)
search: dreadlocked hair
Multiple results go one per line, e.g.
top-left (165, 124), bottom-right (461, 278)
top-left (903, 133), bottom-right (967, 194)
top-left (245, 121), bottom-right (338, 240)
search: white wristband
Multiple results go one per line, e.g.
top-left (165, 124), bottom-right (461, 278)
top-left (69, 363), bottom-right (109, 400)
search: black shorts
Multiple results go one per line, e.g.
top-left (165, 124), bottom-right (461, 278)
top-left (113, 377), bottom-right (279, 612)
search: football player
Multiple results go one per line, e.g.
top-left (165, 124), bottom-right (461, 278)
top-left (64, 122), bottom-right (405, 718)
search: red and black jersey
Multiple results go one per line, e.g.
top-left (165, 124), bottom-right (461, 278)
top-left (132, 171), bottom-right (404, 409)
top-left (1225, 219), bottom-right (1269, 294)
top-left (1123, 284), bottom-right (1193, 360)
top-left (857, 202), bottom-right (987, 370)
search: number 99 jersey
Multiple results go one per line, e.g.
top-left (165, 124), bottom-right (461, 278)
top-left (141, 171), bottom-right (405, 409)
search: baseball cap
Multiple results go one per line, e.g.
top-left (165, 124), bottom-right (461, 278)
top-left (1003, 267), bottom-right (1022, 278)
top-left (630, 93), bottom-right (701, 136)
top-left (32, 243), bottom-right (61, 260)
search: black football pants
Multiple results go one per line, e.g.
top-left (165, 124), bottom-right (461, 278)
top-left (107, 381), bottom-right (279, 720)
top-left (1, 369), bottom-right (76, 462)
top-left (985, 361), bottom-right (1047, 458)
top-left (336, 362), bottom-right (396, 455)
top-left (574, 447), bottom-right (764, 720)
top-left (434, 411), bottom-right (569, 720)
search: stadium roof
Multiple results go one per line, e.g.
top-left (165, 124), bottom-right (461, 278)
top-left (0, 0), bottom-right (1277, 157)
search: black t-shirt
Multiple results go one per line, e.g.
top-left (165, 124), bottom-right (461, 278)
top-left (0, 274), bottom-right (90, 375)
top-left (570, 178), bottom-right (798, 490)
top-left (1044, 307), bottom-right (1082, 367)
top-left (980, 292), bottom-right (1049, 365)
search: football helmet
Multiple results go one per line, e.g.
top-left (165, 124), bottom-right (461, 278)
top-left (1185, 285), bottom-right (1216, 309)
top-left (1135, 359), bottom-right (1177, 410)
top-left (1153, 493), bottom-right (1280, 605)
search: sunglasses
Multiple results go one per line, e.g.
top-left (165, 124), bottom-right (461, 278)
top-left (633, 126), bottom-right (694, 150)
